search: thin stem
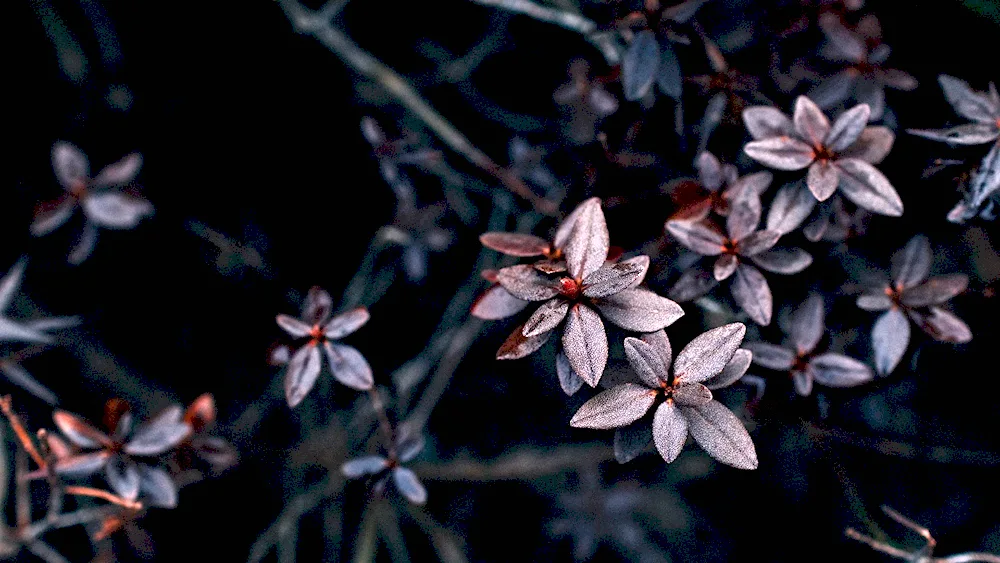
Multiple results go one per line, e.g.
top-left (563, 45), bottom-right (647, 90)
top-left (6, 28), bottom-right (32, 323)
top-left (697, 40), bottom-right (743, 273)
top-left (0, 396), bottom-right (46, 469)
top-left (63, 486), bottom-right (142, 511)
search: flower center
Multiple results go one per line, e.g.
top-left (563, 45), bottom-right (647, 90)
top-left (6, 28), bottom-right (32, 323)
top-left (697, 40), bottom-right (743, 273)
top-left (558, 277), bottom-right (582, 300)
top-left (308, 324), bottom-right (325, 344)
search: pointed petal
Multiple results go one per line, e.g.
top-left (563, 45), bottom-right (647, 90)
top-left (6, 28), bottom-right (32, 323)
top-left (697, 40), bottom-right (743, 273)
top-left (53, 410), bottom-right (112, 448)
top-left (284, 345), bottom-right (323, 407)
top-left (939, 75), bottom-right (999, 123)
top-left (840, 126), bottom-right (895, 164)
top-left (807, 160), bottom-right (840, 201)
top-left (789, 294), bottom-right (825, 354)
top-left (479, 232), bottom-right (550, 257)
top-left (872, 308), bottom-right (910, 375)
top-left (622, 30), bottom-right (660, 101)
top-left (523, 298), bottom-right (570, 337)
top-left (106, 456), bottom-right (141, 501)
top-left (324, 342), bottom-right (374, 391)
top-left (808, 353), bottom-right (873, 388)
top-left (0, 361), bottom-right (58, 405)
top-left (52, 141), bottom-right (90, 189)
top-left (392, 467), bottom-right (428, 504)
top-left (695, 152), bottom-right (724, 191)
top-left (674, 323), bottom-right (746, 383)
top-left (726, 194), bottom-right (762, 242)
top-left (556, 351), bottom-right (585, 396)
top-left (907, 123), bottom-right (1000, 145)
top-left (835, 158), bottom-right (903, 216)
top-left (30, 197), bottom-right (77, 237)
top-left (857, 291), bottom-right (893, 311)
top-left (704, 349), bottom-right (752, 390)
top-left (82, 192), bottom-right (153, 229)
top-left (624, 337), bottom-right (669, 387)
top-left (766, 182), bottom-right (816, 235)
top-left (496, 324), bottom-right (550, 360)
top-left (793, 370), bottom-right (813, 396)
top-left (138, 465), bottom-right (179, 508)
top-left (713, 254), bottom-right (739, 281)
top-left (911, 307), bottom-right (971, 343)
top-left (276, 314), bottom-right (311, 338)
top-left (793, 96), bottom-right (831, 147)
top-left (683, 401), bottom-right (757, 469)
top-left (731, 264), bottom-right (773, 325)
top-left (302, 287), bottom-right (333, 325)
top-left (562, 305), bottom-right (608, 387)
top-left (751, 248), bottom-right (812, 274)
top-left (93, 154), bottom-right (142, 187)
top-left (743, 137), bottom-right (815, 171)
top-left (0, 259), bottom-right (26, 314)
top-left (342, 455), bottom-right (389, 478)
top-left (324, 307), bottom-right (370, 339)
top-left (569, 383), bottom-right (657, 429)
top-left (581, 256), bottom-right (649, 298)
top-left (826, 104), bottom-right (872, 152)
top-left (743, 342), bottom-right (795, 370)
top-left (652, 401), bottom-right (688, 463)
top-left (53, 451), bottom-right (112, 476)
top-left (743, 106), bottom-right (794, 140)
top-left (890, 234), bottom-right (932, 289)
top-left (665, 220), bottom-right (726, 255)
top-left (668, 267), bottom-right (718, 302)
top-left (125, 405), bottom-right (191, 456)
top-left (593, 288), bottom-right (685, 332)
top-left (563, 199), bottom-right (610, 280)
top-left (471, 285), bottom-right (529, 320)
top-left (735, 230), bottom-right (781, 257)
top-left (673, 382), bottom-right (713, 407)
top-left (496, 265), bottom-right (560, 301)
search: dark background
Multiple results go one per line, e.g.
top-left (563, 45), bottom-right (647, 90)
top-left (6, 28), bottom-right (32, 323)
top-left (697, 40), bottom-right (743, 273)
top-left (1, 0), bottom-right (999, 561)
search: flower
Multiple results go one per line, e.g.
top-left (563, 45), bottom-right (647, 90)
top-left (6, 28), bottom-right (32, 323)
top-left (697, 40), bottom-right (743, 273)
top-left (32, 141), bottom-right (153, 264)
top-left (907, 75), bottom-right (1000, 146)
top-left (745, 294), bottom-right (873, 396)
top-left (570, 324), bottom-right (757, 469)
top-left (51, 402), bottom-right (191, 508)
top-left (743, 96), bottom-right (901, 216)
top-left (179, 393), bottom-right (237, 475)
top-left (667, 188), bottom-right (812, 325)
top-left (666, 152), bottom-right (768, 221)
top-left (554, 60), bottom-right (619, 145)
top-left (855, 235), bottom-right (971, 375)
top-left (275, 287), bottom-right (373, 407)
top-left (481, 198), bottom-right (684, 391)
top-left (340, 431), bottom-right (427, 505)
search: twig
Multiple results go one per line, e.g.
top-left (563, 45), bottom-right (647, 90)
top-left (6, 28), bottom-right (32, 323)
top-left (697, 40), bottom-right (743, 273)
top-left (0, 396), bottom-right (46, 469)
top-left (247, 477), bottom-right (343, 563)
top-left (279, 0), bottom-right (558, 215)
top-left (63, 486), bottom-right (142, 511)
top-left (846, 506), bottom-right (1000, 563)
top-left (413, 444), bottom-right (614, 481)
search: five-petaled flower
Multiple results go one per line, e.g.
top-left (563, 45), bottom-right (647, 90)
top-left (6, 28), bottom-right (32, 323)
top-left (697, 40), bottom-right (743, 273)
top-left (667, 187), bottom-right (813, 325)
top-left (745, 294), bottom-right (873, 396)
top-left (743, 96), bottom-right (901, 216)
top-left (477, 198), bottom-right (684, 393)
top-left (341, 431), bottom-right (427, 505)
top-left (275, 287), bottom-right (373, 408)
top-left (856, 235), bottom-right (971, 375)
top-left (50, 403), bottom-right (191, 508)
top-left (32, 141), bottom-right (154, 264)
top-left (570, 324), bottom-right (758, 469)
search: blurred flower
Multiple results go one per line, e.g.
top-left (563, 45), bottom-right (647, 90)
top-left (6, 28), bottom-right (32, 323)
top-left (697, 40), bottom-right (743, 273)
top-left (666, 152), bottom-right (765, 221)
top-left (32, 141), bottom-right (153, 264)
top-left (180, 393), bottom-right (237, 475)
top-left (275, 287), bottom-right (373, 408)
top-left (745, 294), bottom-right (872, 395)
top-left (52, 402), bottom-right (191, 508)
top-left (908, 75), bottom-right (1000, 146)
top-left (341, 431), bottom-right (427, 505)
top-left (381, 202), bottom-right (454, 283)
top-left (570, 324), bottom-right (757, 469)
top-left (743, 97), bottom-right (901, 216)
top-left (554, 60), bottom-right (619, 144)
top-left (855, 235), bottom-right (971, 375)
top-left (808, 14), bottom-right (917, 120)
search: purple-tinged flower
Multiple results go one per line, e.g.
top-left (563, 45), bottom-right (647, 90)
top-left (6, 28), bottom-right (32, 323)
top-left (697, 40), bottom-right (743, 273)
top-left (809, 14), bottom-right (917, 120)
top-left (341, 432), bottom-right (427, 505)
top-left (743, 96), bottom-right (901, 216)
top-left (745, 294), bottom-right (872, 396)
top-left (570, 324), bottom-right (757, 469)
top-left (667, 188), bottom-right (813, 325)
top-left (666, 152), bottom-right (769, 221)
top-left (855, 235), bottom-right (971, 375)
top-left (275, 287), bottom-right (373, 408)
top-left (908, 75), bottom-right (1000, 146)
top-left (52, 404), bottom-right (191, 508)
top-left (32, 141), bottom-right (153, 264)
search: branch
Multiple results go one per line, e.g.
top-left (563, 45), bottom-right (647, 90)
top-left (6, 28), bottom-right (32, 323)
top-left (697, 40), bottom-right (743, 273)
top-left (413, 444), bottom-right (614, 481)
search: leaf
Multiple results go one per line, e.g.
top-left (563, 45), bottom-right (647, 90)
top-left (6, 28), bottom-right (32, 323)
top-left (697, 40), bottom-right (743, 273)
top-left (726, 194), bottom-right (762, 242)
top-left (743, 106), bottom-right (794, 140)
top-left (553, 197), bottom-right (596, 250)
top-left (53, 451), bottom-right (112, 476)
top-left (793, 96), bottom-right (831, 147)
top-left (743, 136), bottom-right (816, 171)
top-left (324, 307), bottom-right (370, 339)
top-left (581, 256), bottom-right (649, 298)
top-left (68, 222), bottom-right (99, 265)
top-left (835, 158), bottom-right (903, 216)
top-left (0, 318), bottom-right (55, 345)
top-left (808, 70), bottom-right (855, 109)
top-left (674, 323), bottom-right (746, 383)
top-left (891, 235), bottom-right (932, 290)
top-left (624, 337), bottom-right (669, 387)
top-left (912, 307), bottom-right (971, 343)
top-left (614, 421), bottom-right (652, 463)
top-left (562, 304), bottom-right (608, 387)
top-left (939, 74), bottom-right (999, 124)
top-left (766, 182), bottom-right (816, 235)
top-left (276, 314), bottom-right (311, 338)
top-left (471, 285), bottom-right (529, 320)
top-left (683, 401), bottom-right (757, 469)
top-left (900, 274), bottom-right (967, 307)
top-left (743, 342), bottom-right (795, 370)
top-left (569, 383), bottom-right (656, 429)
top-left (807, 160), bottom-right (840, 201)
top-left (907, 123), bottom-right (1000, 145)
top-left (668, 267), bottom-right (718, 302)
top-left (0, 361), bottom-right (58, 405)
top-left (342, 455), bottom-right (389, 478)
top-left (622, 30), bottom-right (660, 101)
top-left (52, 141), bottom-right (90, 189)
top-left (93, 153), bottom-right (142, 187)
top-left (639, 329), bottom-right (672, 370)
top-left (673, 383), bottom-right (713, 407)
top-left (857, 291), bottom-right (893, 311)
top-left (138, 465), bottom-right (178, 508)
top-left (652, 401), bottom-right (689, 463)
top-left (479, 232), bottom-right (550, 257)
top-left (751, 248), bottom-right (812, 274)
top-left (792, 370), bottom-right (813, 396)
top-left (713, 254), bottom-right (739, 281)
top-left (840, 126), bottom-right (895, 164)
top-left (106, 456), bottom-right (140, 501)
top-left (53, 410), bottom-right (112, 449)
top-left (284, 344), bottom-right (323, 407)
top-left (496, 324), bottom-right (550, 360)
top-left (0, 259), bottom-right (26, 313)
top-left (656, 40), bottom-right (682, 99)
top-left (523, 298), bottom-right (570, 337)
top-left (563, 198), bottom-right (610, 280)
top-left (735, 230), bottom-right (780, 257)
top-left (392, 467), bottom-right (427, 505)
top-left (125, 405), bottom-right (191, 456)
top-left (818, 13), bottom-right (867, 62)
top-left (808, 353), bottom-right (873, 387)
top-left (30, 197), bottom-right (77, 237)
top-left (825, 103), bottom-right (871, 152)
top-left (81, 192), bottom-right (153, 229)
top-left (325, 342), bottom-right (374, 390)
top-left (731, 263), bottom-right (772, 325)
top-left (665, 220), bottom-right (726, 255)
top-left (556, 351), bottom-right (585, 396)
top-left (695, 152), bottom-right (725, 191)
top-left (594, 288), bottom-right (685, 332)
top-left (496, 265), bottom-right (560, 301)
top-left (302, 287), bottom-right (333, 325)
top-left (872, 308), bottom-right (910, 375)
top-left (789, 294), bottom-right (825, 355)
top-left (704, 349), bottom-right (752, 390)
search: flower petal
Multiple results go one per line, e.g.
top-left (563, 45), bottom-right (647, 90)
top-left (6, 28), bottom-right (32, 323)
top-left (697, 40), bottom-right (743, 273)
top-left (284, 344), bottom-right (322, 407)
top-left (324, 342), bottom-right (374, 391)
top-left (53, 410), bottom-right (112, 449)
top-left (106, 456), bottom-right (140, 501)
top-left (523, 298), bottom-right (570, 337)
top-left (138, 465), bottom-right (179, 508)
top-left (939, 74), bottom-right (1000, 124)
top-left (562, 199), bottom-right (610, 280)
top-left (911, 307), bottom-right (971, 343)
top-left (569, 383), bottom-right (657, 429)
top-left (789, 294), bottom-right (825, 355)
top-left (125, 405), bottom-right (191, 456)
top-left (556, 351), bottom-right (585, 396)
top-left (581, 256), bottom-right (649, 298)
top-left (766, 182), bottom-right (816, 235)
top-left (704, 349), bottom-right (752, 390)
top-left (890, 234), bottom-right (932, 290)
top-left (825, 103), bottom-right (871, 152)
top-left (744, 136), bottom-right (815, 171)
top-left (682, 401), bottom-right (757, 470)
top-left (743, 106), bottom-right (794, 140)
top-left (807, 160), bottom-right (840, 201)
top-left (81, 192), bottom-right (153, 229)
top-left (52, 141), bottom-right (90, 190)
top-left (324, 307), bottom-right (370, 339)
top-left (713, 254), bottom-right (739, 281)
top-left (674, 323), bottom-right (746, 383)
top-left (562, 305), bottom-right (608, 387)
top-left (593, 288), bottom-right (685, 332)
top-left (342, 455), bottom-right (389, 478)
top-left (743, 342), bottom-right (795, 370)
top-left (665, 220), bottom-right (726, 255)
top-left (392, 467), bottom-right (427, 505)
top-left (731, 263), bottom-right (772, 325)
top-left (872, 308), bottom-right (910, 375)
top-left (496, 324), bottom-right (550, 360)
top-left (276, 314), bottom-right (311, 338)
top-left (471, 285), bottom-right (529, 320)
top-left (735, 230), bottom-right (781, 257)
top-left (652, 401), bottom-right (688, 463)
top-left (840, 127), bottom-right (895, 164)
top-left (793, 96), bottom-right (831, 147)
top-left (93, 153), bottom-right (143, 187)
top-left (673, 382), bottom-right (713, 407)
top-left (834, 158), bottom-right (903, 216)
top-left (750, 248), bottom-right (812, 274)
top-left (496, 265), bottom-right (560, 301)
top-left (808, 353), bottom-right (873, 388)
top-left (622, 30), bottom-right (660, 101)
top-left (624, 337), bottom-right (669, 387)
top-left (479, 232), bottom-right (550, 257)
